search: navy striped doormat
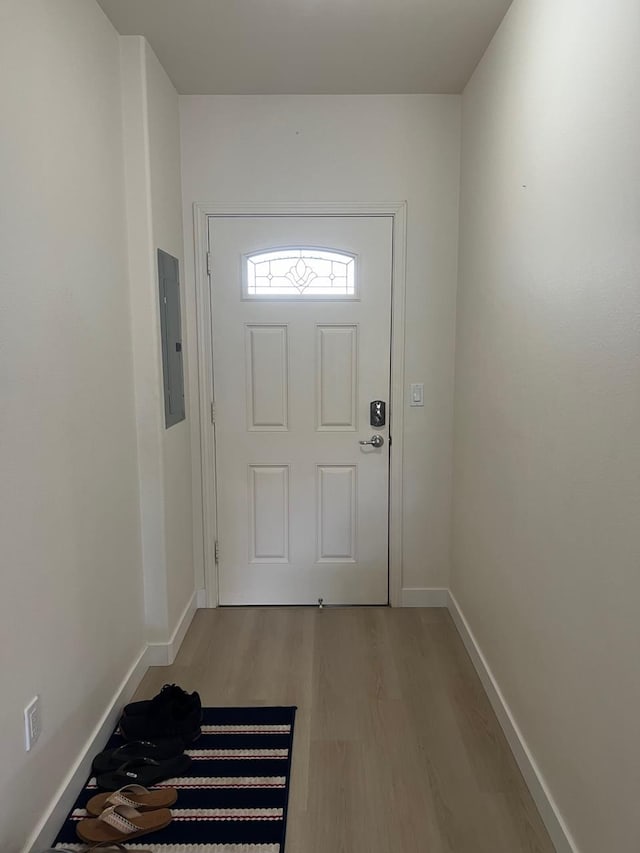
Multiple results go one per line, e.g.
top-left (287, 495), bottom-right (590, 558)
top-left (53, 706), bottom-right (297, 853)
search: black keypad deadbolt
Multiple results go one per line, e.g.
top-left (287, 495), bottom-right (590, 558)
top-left (370, 400), bottom-right (386, 428)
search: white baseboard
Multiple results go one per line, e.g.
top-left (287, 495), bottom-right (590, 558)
top-left (147, 589), bottom-right (199, 666)
top-left (447, 592), bottom-right (579, 853)
top-left (196, 587), bottom-right (208, 608)
top-left (23, 644), bottom-right (152, 853)
top-left (401, 586), bottom-right (449, 607)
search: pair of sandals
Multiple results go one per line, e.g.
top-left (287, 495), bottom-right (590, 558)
top-left (75, 784), bottom-right (177, 844)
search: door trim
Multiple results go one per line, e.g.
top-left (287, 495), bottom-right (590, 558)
top-left (193, 201), bottom-right (407, 607)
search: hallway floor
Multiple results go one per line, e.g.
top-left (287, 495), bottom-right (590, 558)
top-left (134, 607), bottom-right (555, 852)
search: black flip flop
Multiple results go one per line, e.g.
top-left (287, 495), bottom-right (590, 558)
top-left (96, 754), bottom-right (192, 791)
top-left (92, 738), bottom-right (184, 775)
top-left (43, 846), bottom-right (146, 852)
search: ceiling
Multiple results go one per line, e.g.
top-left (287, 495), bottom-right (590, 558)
top-left (96, 0), bottom-right (513, 95)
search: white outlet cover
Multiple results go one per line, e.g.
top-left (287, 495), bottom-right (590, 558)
top-left (24, 696), bottom-right (41, 751)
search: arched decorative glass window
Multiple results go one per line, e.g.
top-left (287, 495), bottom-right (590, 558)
top-left (244, 248), bottom-right (356, 299)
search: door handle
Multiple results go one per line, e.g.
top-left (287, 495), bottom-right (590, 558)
top-left (359, 434), bottom-right (384, 448)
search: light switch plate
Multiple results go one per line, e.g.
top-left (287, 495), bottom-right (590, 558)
top-left (410, 383), bottom-right (424, 407)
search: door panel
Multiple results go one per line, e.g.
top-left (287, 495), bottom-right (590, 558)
top-left (317, 465), bottom-right (357, 562)
top-left (209, 216), bottom-right (392, 605)
top-left (245, 325), bottom-right (289, 430)
top-left (248, 465), bottom-right (289, 562)
top-left (316, 325), bottom-right (358, 430)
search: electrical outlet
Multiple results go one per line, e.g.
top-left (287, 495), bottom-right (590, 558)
top-left (24, 696), bottom-right (41, 751)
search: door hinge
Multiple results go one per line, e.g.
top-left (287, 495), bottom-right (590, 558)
top-left (210, 402), bottom-right (216, 424)
top-left (214, 540), bottom-right (220, 565)
top-left (206, 251), bottom-right (212, 277)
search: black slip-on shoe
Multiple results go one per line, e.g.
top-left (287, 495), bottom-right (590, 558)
top-left (119, 701), bottom-right (202, 745)
top-left (123, 683), bottom-right (201, 719)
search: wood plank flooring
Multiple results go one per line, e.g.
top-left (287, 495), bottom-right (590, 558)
top-left (133, 607), bottom-right (555, 852)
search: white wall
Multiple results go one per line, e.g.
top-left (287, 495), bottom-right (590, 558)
top-left (452, 1), bottom-right (640, 851)
top-left (180, 94), bottom-right (461, 598)
top-left (0, 2), bottom-right (145, 849)
top-left (121, 36), bottom-right (194, 641)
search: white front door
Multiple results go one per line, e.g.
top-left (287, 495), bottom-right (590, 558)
top-left (210, 216), bottom-right (392, 605)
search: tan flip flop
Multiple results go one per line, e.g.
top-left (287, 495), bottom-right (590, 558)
top-left (76, 804), bottom-right (172, 844)
top-left (85, 783), bottom-right (178, 816)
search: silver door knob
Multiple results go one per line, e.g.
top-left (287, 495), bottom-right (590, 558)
top-left (359, 434), bottom-right (384, 448)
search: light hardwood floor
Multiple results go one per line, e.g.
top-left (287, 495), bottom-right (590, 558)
top-left (134, 607), bottom-right (555, 853)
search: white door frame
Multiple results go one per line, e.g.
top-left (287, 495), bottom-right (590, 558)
top-left (193, 201), bottom-right (407, 607)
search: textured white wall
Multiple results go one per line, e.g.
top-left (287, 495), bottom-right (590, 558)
top-left (180, 94), bottom-right (461, 596)
top-left (452, 1), bottom-right (640, 851)
top-left (0, 2), bottom-right (145, 849)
